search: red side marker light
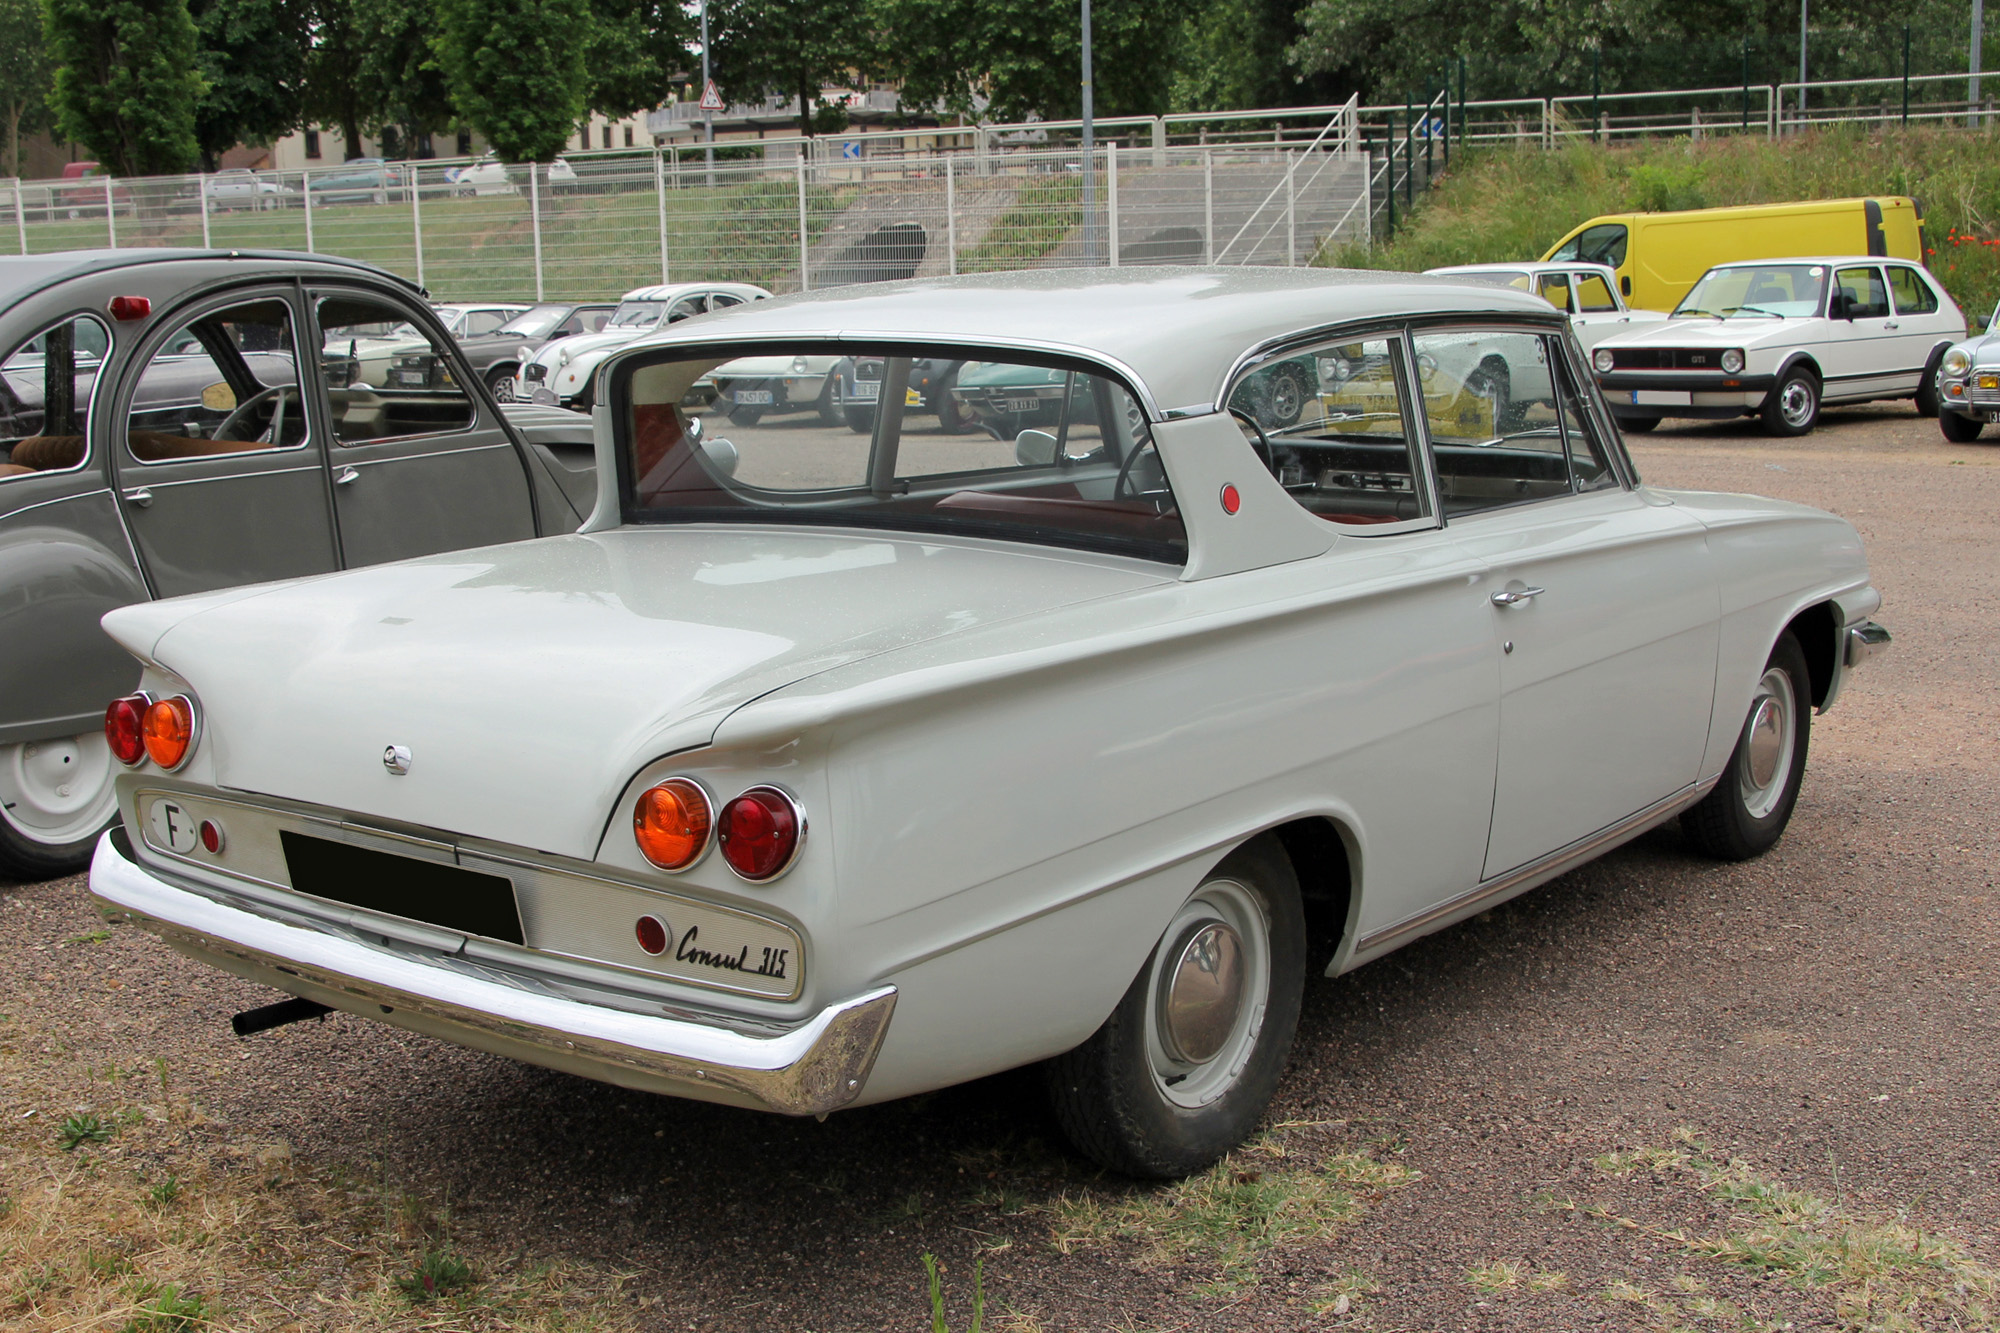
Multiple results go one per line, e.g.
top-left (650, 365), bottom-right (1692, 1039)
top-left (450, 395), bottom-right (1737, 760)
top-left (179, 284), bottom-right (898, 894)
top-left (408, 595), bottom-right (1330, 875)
top-left (1220, 483), bottom-right (1241, 515)
top-left (198, 819), bottom-right (225, 854)
top-left (105, 694), bottom-right (148, 766)
top-left (108, 295), bottom-right (151, 321)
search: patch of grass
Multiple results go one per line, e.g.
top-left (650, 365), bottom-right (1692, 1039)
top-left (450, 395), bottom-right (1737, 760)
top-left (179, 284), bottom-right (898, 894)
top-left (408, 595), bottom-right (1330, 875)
top-left (1047, 1139), bottom-right (1417, 1288)
top-left (1468, 1259), bottom-right (1525, 1290)
top-left (395, 1246), bottom-right (474, 1303)
top-left (960, 176), bottom-right (1082, 272)
top-left (58, 1112), bottom-right (114, 1151)
top-left (120, 1281), bottom-right (209, 1331)
top-left (66, 929), bottom-right (112, 945)
top-left (922, 1252), bottom-right (985, 1333)
top-left (1584, 1131), bottom-right (2000, 1330)
top-left (1331, 124), bottom-right (2000, 316)
top-left (145, 1175), bottom-right (183, 1208)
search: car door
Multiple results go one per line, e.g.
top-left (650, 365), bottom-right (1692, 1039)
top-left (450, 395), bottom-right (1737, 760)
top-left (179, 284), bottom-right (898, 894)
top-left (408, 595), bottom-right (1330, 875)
top-left (1885, 264), bottom-right (1953, 371)
top-left (1410, 326), bottom-right (1719, 878)
top-left (110, 289), bottom-right (340, 599)
top-left (1566, 270), bottom-right (1635, 348)
top-left (308, 288), bottom-right (538, 567)
top-left (1823, 265), bottom-right (1907, 400)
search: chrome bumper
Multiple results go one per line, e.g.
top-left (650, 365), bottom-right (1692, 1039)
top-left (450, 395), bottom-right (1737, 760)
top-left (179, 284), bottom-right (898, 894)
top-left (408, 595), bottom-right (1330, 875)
top-left (1845, 621), bottom-right (1891, 669)
top-left (88, 831), bottom-right (894, 1116)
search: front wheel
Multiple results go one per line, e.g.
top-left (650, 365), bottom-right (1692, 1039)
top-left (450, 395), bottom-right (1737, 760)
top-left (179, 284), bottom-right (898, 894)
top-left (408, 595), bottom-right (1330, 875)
top-left (1045, 836), bottom-right (1306, 1178)
top-left (1620, 414), bottom-right (1662, 433)
top-left (0, 731), bottom-right (120, 881)
top-left (815, 379), bottom-right (841, 427)
top-left (1682, 632), bottom-right (1811, 861)
top-left (1915, 348), bottom-right (1946, 418)
top-left (1940, 408), bottom-right (1985, 443)
top-left (1761, 367), bottom-right (1820, 436)
top-left (843, 405), bottom-right (874, 435)
top-left (727, 403), bottom-right (764, 426)
top-left (487, 366), bottom-right (519, 403)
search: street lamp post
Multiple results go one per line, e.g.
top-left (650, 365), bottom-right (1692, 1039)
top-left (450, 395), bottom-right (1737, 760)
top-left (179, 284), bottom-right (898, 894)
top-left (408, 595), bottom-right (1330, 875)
top-left (1974, 0), bottom-right (1987, 127)
top-left (1081, 0), bottom-right (1096, 265)
top-left (701, 1), bottom-right (715, 186)
top-left (1798, 0), bottom-right (1809, 116)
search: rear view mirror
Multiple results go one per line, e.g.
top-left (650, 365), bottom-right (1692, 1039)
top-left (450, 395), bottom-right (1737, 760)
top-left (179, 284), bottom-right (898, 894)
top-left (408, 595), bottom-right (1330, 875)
top-left (1015, 429), bottom-right (1060, 466)
top-left (701, 434), bottom-right (739, 478)
top-left (1829, 291), bottom-right (1852, 320)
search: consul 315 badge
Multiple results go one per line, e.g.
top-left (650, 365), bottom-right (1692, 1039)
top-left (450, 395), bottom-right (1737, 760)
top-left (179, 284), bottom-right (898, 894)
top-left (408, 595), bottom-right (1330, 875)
top-left (90, 268), bottom-right (1888, 1178)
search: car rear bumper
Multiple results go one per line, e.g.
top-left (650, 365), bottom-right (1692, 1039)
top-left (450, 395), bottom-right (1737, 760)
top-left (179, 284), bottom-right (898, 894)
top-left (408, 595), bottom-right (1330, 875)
top-left (89, 829), bottom-right (896, 1116)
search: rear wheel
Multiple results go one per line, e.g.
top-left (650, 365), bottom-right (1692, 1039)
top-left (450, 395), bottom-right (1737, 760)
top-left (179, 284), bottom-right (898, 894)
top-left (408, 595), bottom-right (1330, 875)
top-left (843, 405), bottom-right (874, 434)
top-left (486, 365), bottom-right (519, 403)
top-left (727, 403), bottom-right (763, 426)
top-left (0, 732), bottom-right (119, 881)
top-left (1940, 408), bottom-right (1985, 443)
top-left (1620, 414), bottom-right (1662, 433)
top-left (815, 380), bottom-right (841, 427)
top-left (1761, 366), bottom-right (1820, 437)
top-left (1045, 836), bottom-right (1305, 1178)
top-left (1682, 632), bottom-right (1810, 861)
top-left (1915, 348), bottom-right (1946, 418)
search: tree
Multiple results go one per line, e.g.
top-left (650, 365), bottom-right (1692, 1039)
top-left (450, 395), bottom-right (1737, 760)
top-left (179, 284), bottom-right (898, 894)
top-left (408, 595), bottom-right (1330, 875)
top-left (584, 0), bottom-right (694, 121)
top-left (1170, 0), bottom-right (1341, 112)
top-left (433, 0), bottom-right (590, 162)
top-left (354, 0), bottom-right (455, 155)
top-left (44, 0), bottom-right (205, 176)
top-left (0, 0), bottom-right (51, 177)
top-left (881, 0), bottom-right (1184, 125)
top-left (191, 0), bottom-right (311, 170)
top-left (704, 0), bottom-right (878, 138)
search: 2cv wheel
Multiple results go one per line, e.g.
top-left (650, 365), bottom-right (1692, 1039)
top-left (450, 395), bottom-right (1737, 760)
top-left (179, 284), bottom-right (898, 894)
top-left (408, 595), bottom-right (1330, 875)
top-left (1045, 835), bottom-right (1306, 1178)
top-left (0, 731), bottom-right (119, 880)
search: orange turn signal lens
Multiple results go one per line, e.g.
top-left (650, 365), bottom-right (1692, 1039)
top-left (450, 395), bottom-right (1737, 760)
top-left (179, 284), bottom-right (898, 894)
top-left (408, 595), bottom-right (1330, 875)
top-left (141, 695), bottom-right (195, 770)
top-left (633, 778), bottom-right (712, 870)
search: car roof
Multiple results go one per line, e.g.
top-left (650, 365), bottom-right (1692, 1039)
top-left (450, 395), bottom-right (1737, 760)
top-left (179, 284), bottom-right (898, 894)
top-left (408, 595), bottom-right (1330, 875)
top-left (1709, 256), bottom-right (1918, 268)
top-left (617, 282), bottom-right (771, 302)
top-left (615, 266), bottom-right (1556, 416)
top-left (1426, 261), bottom-right (1616, 276)
top-left (0, 248), bottom-right (421, 308)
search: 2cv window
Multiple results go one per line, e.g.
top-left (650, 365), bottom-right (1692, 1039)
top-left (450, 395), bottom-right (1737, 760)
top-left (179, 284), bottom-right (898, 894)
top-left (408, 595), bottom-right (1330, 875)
top-left (621, 345), bottom-right (1186, 563)
top-left (0, 314), bottom-right (110, 481)
top-left (126, 299), bottom-right (307, 463)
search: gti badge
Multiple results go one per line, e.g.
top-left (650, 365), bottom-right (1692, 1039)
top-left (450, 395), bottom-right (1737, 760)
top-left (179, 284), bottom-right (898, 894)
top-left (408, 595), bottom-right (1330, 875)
top-left (382, 744), bottom-right (413, 776)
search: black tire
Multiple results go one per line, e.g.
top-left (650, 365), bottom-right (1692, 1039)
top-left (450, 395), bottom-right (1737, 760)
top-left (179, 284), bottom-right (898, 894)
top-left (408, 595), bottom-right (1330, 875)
top-left (1915, 347), bottom-right (1946, 418)
top-left (0, 731), bottom-right (118, 881)
top-left (1682, 632), bottom-right (1811, 861)
top-left (843, 406), bottom-right (874, 435)
top-left (1620, 414), bottom-right (1662, 433)
top-left (486, 365), bottom-right (519, 403)
top-left (1940, 408), bottom-right (1985, 443)
top-left (1760, 366), bottom-right (1820, 437)
top-left (1256, 362), bottom-right (1313, 430)
top-left (1045, 836), bottom-right (1307, 1179)
top-left (727, 403), bottom-right (763, 426)
top-left (935, 371), bottom-right (973, 433)
top-left (1470, 357), bottom-right (1514, 433)
top-left (0, 817), bottom-right (104, 881)
top-left (815, 379), bottom-right (841, 427)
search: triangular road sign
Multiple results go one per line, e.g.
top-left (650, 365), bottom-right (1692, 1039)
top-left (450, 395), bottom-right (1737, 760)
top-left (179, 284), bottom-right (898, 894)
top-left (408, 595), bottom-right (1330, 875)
top-left (699, 80), bottom-right (724, 112)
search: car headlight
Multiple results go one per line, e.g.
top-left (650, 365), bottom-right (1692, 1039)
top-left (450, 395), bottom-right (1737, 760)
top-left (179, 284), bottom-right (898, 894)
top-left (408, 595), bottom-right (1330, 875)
top-left (517, 345), bottom-right (534, 364)
top-left (557, 348), bottom-right (572, 367)
top-left (791, 356), bottom-right (810, 373)
top-left (1592, 348), bottom-right (1615, 373)
top-left (1944, 347), bottom-right (1971, 377)
top-left (1721, 349), bottom-right (1745, 374)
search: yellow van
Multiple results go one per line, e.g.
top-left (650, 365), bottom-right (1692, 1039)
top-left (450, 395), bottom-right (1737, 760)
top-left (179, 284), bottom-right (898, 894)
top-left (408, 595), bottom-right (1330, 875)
top-left (1542, 197), bottom-right (1924, 312)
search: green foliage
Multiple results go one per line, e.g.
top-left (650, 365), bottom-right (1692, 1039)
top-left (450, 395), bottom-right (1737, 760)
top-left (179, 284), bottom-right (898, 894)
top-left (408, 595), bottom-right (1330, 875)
top-left (433, 0), bottom-right (591, 162)
top-left (922, 1253), bottom-right (984, 1333)
top-left (119, 1282), bottom-right (209, 1331)
top-left (353, 0), bottom-right (456, 149)
top-left (880, 0), bottom-right (1186, 124)
top-left (0, 0), bottom-right (52, 176)
top-left (583, 0), bottom-right (693, 120)
top-left (57, 1112), bottom-right (114, 1150)
top-left (145, 1175), bottom-right (184, 1208)
top-left (1171, 0), bottom-right (1337, 113)
top-left (704, 0), bottom-right (879, 138)
top-left (396, 1246), bottom-right (475, 1302)
top-left (43, 0), bottom-right (204, 175)
top-left (1332, 125), bottom-right (2000, 317)
top-left (190, 0), bottom-right (309, 167)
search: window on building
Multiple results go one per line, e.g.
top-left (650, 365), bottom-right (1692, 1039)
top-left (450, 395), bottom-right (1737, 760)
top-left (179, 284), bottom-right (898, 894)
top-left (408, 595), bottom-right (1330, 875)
top-left (624, 125), bottom-right (634, 147)
top-left (304, 130), bottom-right (321, 160)
top-left (457, 129), bottom-right (472, 156)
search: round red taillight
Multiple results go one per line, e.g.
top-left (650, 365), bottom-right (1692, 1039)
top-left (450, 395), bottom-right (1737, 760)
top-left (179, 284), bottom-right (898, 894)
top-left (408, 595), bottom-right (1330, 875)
top-left (141, 695), bottom-right (196, 770)
top-left (198, 819), bottom-right (225, 854)
top-left (633, 778), bottom-right (712, 870)
top-left (1220, 483), bottom-right (1241, 515)
top-left (104, 694), bottom-right (149, 766)
top-left (717, 786), bottom-right (804, 882)
top-left (635, 914), bottom-right (669, 955)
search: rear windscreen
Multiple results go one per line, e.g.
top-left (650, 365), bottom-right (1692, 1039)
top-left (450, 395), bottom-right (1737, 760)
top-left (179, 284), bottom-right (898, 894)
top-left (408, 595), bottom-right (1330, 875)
top-left (618, 345), bottom-right (1186, 564)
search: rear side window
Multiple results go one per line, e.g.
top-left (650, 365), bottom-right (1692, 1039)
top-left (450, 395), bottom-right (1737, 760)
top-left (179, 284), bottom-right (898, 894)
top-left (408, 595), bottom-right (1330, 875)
top-left (1227, 337), bottom-right (1432, 529)
top-left (317, 295), bottom-right (477, 444)
top-left (1574, 273), bottom-right (1619, 312)
top-left (1886, 266), bottom-right (1940, 315)
top-left (0, 314), bottom-right (110, 481)
top-left (1536, 273), bottom-right (1572, 311)
top-left (1833, 267), bottom-right (1890, 320)
top-left (623, 345), bottom-right (1185, 563)
top-left (127, 298), bottom-right (305, 463)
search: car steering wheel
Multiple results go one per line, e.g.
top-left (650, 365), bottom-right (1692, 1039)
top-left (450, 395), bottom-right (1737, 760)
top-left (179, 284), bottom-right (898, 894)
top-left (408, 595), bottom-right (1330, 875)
top-left (214, 385), bottom-right (300, 443)
top-left (1229, 407), bottom-right (1277, 475)
top-left (1113, 434), bottom-right (1168, 501)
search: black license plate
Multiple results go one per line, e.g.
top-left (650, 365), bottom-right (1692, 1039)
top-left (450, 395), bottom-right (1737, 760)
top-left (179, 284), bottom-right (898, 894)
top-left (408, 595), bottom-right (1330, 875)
top-left (280, 831), bottom-right (523, 944)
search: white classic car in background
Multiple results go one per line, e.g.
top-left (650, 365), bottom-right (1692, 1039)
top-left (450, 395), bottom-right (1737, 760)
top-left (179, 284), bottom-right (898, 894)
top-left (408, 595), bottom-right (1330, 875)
top-left (1934, 299), bottom-right (2000, 442)
top-left (517, 282), bottom-right (771, 411)
top-left (90, 268), bottom-right (1889, 1178)
top-left (322, 302), bottom-right (530, 387)
top-left (1423, 261), bottom-right (1670, 345)
top-left (1590, 256), bottom-right (1964, 435)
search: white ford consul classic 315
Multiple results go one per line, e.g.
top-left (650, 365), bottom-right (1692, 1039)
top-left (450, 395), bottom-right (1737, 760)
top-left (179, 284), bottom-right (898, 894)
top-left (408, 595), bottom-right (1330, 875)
top-left (89, 269), bottom-right (1889, 1178)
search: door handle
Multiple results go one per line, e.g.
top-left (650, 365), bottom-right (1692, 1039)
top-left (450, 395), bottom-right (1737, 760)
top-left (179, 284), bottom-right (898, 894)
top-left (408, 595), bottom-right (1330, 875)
top-left (123, 487), bottom-right (153, 508)
top-left (1883, 320), bottom-right (1900, 329)
top-left (335, 466), bottom-right (359, 486)
top-left (1490, 585), bottom-right (1545, 607)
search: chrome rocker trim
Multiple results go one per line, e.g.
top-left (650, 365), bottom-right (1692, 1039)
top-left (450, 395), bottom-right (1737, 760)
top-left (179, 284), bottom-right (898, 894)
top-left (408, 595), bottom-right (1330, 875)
top-left (89, 831), bottom-right (895, 1117)
top-left (1845, 621), bottom-right (1891, 669)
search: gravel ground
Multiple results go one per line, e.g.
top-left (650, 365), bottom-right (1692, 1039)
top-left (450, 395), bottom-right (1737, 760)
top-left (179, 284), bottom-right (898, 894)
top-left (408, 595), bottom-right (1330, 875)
top-left (5, 403), bottom-right (1997, 1332)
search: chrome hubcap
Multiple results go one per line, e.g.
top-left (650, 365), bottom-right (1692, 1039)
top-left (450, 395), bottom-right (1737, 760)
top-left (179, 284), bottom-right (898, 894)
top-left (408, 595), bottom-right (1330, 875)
top-left (1738, 667), bottom-right (1797, 820)
top-left (0, 731), bottom-right (118, 845)
top-left (1780, 380), bottom-right (1815, 426)
top-left (1145, 879), bottom-right (1270, 1108)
